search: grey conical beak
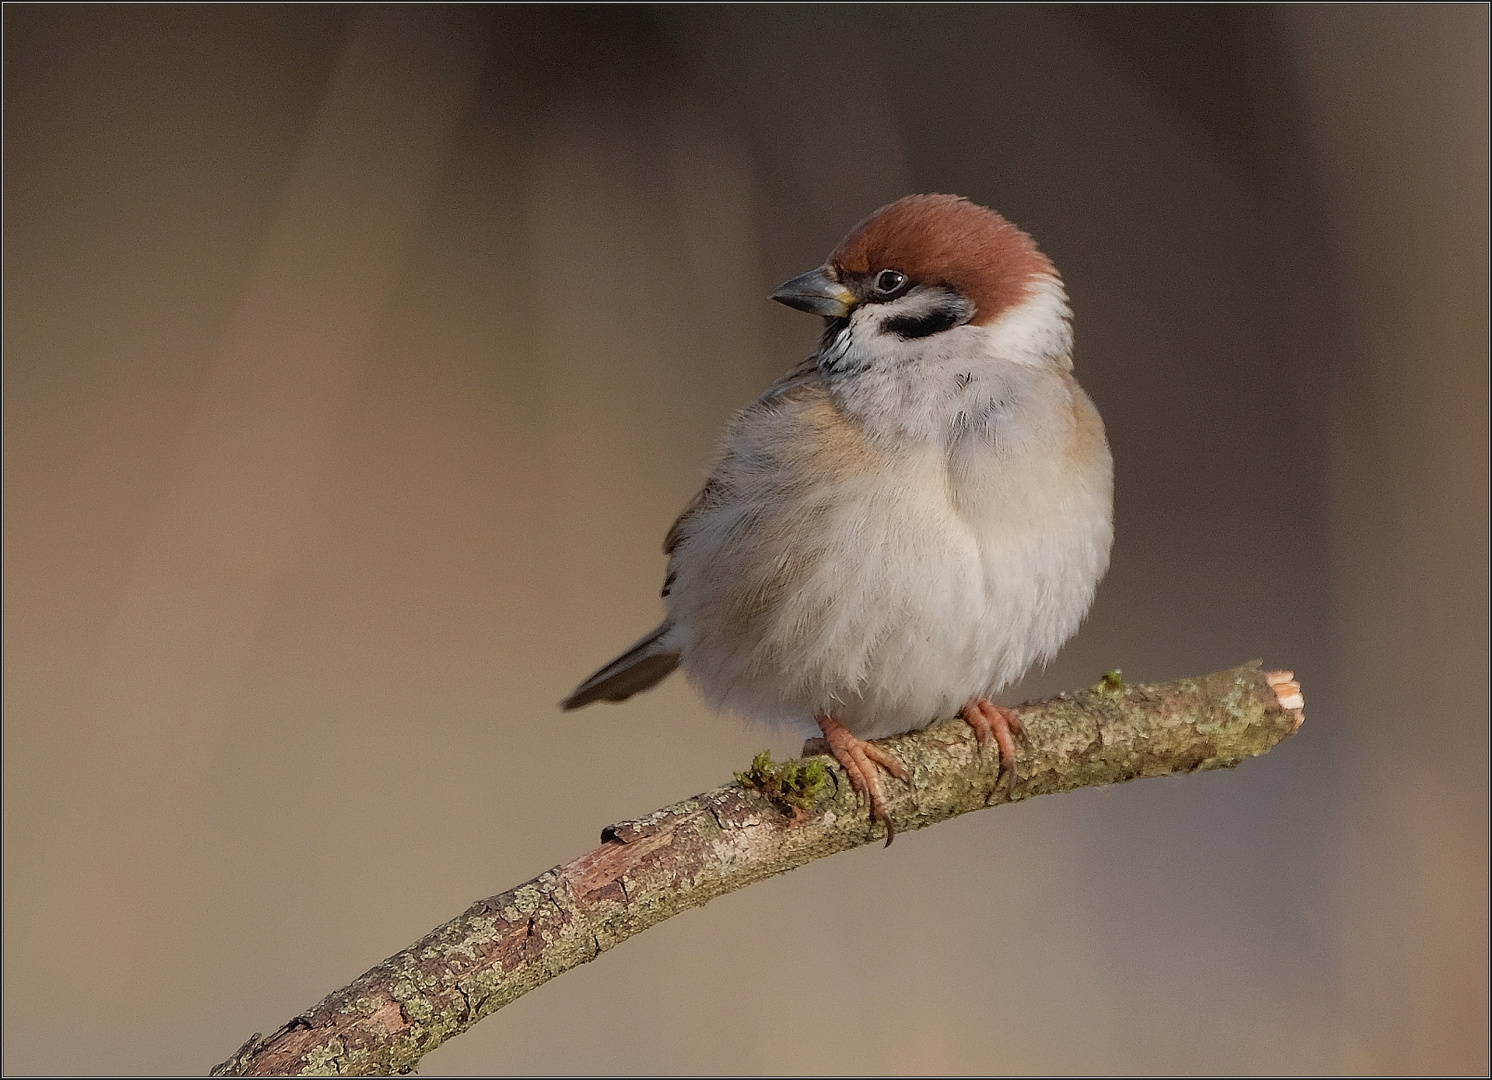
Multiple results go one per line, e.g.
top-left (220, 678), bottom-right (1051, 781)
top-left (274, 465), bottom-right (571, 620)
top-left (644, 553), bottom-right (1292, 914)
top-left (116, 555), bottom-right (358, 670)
top-left (770, 267), bottom-right (857, 317)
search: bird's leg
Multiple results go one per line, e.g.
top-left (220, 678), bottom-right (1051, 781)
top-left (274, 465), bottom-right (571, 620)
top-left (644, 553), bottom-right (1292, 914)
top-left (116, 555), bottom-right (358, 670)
top-left (814, 713), bottom-right (912, 845)
top-left (961, 699), bottom-right (1027, 799)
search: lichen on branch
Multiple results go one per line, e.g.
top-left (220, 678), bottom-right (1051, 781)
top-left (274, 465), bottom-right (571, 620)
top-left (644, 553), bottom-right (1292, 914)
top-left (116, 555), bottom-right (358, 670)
top-left (213, 662), bottom-right (1303, 1077)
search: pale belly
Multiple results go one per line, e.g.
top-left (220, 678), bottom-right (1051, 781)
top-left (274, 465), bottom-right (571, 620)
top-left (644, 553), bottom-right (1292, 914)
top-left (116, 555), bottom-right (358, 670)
top-left (671, 442), bottom-right (1111, 739)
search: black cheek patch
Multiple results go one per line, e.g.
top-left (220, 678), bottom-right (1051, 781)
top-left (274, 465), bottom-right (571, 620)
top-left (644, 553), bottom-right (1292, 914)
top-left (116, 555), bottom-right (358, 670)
top-left (882, 305), bottom-right (963, 339)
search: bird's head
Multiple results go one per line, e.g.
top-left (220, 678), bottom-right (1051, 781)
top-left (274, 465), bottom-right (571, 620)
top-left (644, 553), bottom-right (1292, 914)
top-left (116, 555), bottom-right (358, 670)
top-left (771, 194), bottom-right (1070, 371)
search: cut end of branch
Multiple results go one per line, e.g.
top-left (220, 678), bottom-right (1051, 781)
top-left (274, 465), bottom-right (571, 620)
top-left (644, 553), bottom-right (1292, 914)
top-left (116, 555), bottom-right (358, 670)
top-left (1265, 669), bottom-right (1305, 729)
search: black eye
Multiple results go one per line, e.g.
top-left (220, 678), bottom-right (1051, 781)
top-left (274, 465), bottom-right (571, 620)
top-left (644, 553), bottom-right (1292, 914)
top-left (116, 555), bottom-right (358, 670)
top-left (874, 269), bottom-right (908, 297)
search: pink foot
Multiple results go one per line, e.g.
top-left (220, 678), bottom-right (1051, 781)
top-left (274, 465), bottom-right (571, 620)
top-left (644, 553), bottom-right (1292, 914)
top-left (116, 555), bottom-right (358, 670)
top-left (962, 699), bottom-right (1027, 799)
top-left (815, 714), bottom-right (912, 845)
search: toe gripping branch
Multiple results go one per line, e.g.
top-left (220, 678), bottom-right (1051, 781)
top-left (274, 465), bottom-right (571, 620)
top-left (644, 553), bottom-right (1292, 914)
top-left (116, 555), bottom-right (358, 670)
top-left (962, 700), bottom-right (1029, 799)
top-left (814, 714), bottom-right (913, 845)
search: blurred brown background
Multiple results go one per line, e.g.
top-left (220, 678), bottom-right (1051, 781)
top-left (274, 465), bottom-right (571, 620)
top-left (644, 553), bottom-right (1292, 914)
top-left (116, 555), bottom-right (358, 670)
top-left (4, 4), bottom-right (1486, 1074)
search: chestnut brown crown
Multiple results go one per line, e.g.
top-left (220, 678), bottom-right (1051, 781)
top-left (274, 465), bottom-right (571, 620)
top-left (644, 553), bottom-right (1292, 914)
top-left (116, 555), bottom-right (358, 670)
top-left (829, 194), bottom-right (1056, 327)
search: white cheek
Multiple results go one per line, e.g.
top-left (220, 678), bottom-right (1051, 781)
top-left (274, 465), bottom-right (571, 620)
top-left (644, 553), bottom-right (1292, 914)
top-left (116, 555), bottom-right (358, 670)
top-left (979, 275), bottom-right (1074, 368)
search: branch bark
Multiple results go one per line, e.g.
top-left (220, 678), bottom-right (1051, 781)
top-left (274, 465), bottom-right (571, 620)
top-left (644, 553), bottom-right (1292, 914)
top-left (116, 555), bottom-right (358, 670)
top-left (213, 663), bottom-right (1304, 1077)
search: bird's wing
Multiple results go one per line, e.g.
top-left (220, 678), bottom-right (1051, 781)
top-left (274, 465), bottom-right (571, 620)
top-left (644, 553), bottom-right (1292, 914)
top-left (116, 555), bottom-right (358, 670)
top-left (569, 358), bottom-right (829, 707)
top-left (662, 353), bottom-right (820, 559)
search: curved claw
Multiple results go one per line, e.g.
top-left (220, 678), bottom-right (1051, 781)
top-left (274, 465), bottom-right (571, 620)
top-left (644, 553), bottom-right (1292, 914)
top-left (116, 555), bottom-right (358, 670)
top-left (815, 714), bottom-right (911, 845)
top-left (962, 700), bottom-right (1026, 799)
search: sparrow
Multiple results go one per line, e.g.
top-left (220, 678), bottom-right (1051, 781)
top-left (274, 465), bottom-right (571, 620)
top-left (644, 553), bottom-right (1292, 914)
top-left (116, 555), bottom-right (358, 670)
top-left (563, 194), bottom-right (1113, 841)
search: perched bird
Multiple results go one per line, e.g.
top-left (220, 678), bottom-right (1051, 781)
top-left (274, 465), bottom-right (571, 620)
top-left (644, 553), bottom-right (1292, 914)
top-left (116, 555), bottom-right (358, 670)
top-left (563, 194), bottom-right (1113, 840)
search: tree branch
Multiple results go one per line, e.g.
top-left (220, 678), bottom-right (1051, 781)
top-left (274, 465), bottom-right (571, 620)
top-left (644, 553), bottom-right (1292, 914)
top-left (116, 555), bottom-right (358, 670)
top-left (213, 663), bottom-right (1304, 1077)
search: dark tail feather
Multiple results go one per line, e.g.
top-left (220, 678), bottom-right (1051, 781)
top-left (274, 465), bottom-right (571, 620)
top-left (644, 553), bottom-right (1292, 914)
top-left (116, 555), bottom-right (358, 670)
top-left (561, 622), bottom-right (680, 710)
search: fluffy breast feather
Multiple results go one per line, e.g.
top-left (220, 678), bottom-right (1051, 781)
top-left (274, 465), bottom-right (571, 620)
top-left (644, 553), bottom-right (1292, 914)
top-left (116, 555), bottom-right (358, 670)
top-left (664, 362), bottom-right (1112, 738)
